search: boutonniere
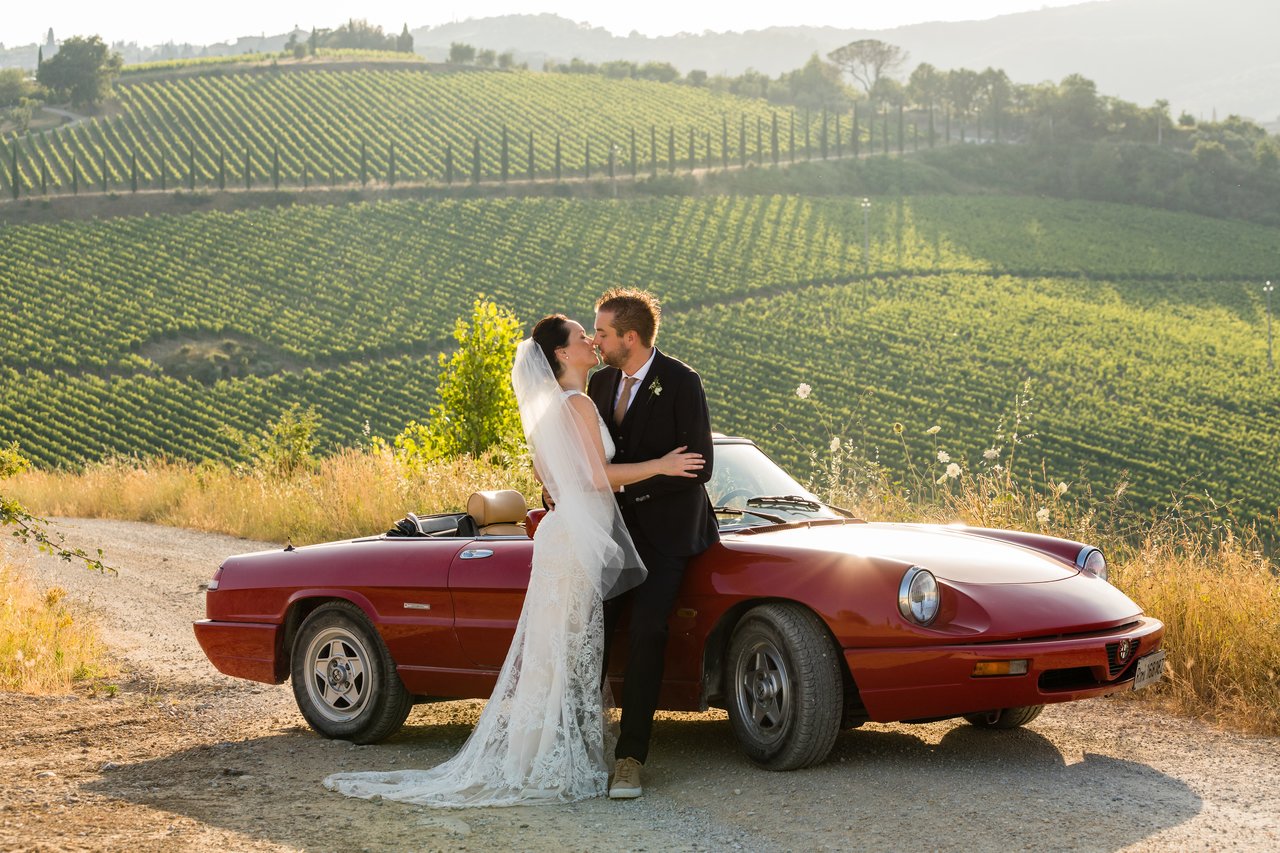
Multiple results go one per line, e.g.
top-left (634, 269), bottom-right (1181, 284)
top-left (648, 377), bottom-right (663, 397)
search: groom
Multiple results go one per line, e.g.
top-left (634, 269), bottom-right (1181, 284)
top-left (589, 287), bottom-right (719, 800)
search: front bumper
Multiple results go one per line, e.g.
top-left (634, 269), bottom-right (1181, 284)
top-left (193, 619), bottom-right (284, 684)
top-left (847, 616), bottom-right (1165, 722)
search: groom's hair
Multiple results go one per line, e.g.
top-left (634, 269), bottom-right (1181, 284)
top-left (595, 288), bottom-right (661, 348)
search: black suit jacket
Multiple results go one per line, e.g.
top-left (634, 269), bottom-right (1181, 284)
top-left (588, 348), bottom-right (719, 558)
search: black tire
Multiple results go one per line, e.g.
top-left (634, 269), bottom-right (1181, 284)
top-left (726, 603), bottom-right (843, 770)
top-left (290, 601), bottom-right (412, 744)
top-left (963, 705), bottom-right (1045, 729)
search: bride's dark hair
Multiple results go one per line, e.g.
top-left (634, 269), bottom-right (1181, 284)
top-left (531, 314), bottom-right (571, 378)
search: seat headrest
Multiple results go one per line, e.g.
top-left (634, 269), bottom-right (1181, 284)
top-left (467, 490), bottom-right (528, 526)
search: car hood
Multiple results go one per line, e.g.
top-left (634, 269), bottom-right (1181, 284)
top-left (732, 521), bottom-right (1081, 584)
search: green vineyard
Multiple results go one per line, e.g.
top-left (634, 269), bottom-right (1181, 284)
top-left (2, 68), bottom-right (839, 194)
top-left (1, 192), bottom-right (1276, 536)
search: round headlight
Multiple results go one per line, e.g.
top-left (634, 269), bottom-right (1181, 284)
top-left (1077, 547), bottom-right (1108, 582)
top-left (898, 566), bottom-right (940, 625)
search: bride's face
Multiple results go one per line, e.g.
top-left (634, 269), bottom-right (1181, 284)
top-left (557, 321), bottom-right (600, 370)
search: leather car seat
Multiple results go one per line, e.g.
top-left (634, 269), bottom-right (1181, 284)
top-left (466, 490), bottom-right (528, 536)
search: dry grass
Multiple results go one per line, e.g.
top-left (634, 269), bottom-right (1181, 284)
top-left (0, 561), bottom-right (110, 693)
top-left (10, 448), bottom-right (541, 545)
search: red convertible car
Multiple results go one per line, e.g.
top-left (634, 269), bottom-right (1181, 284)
top-left (194, 437), bottom-right (1165, 770)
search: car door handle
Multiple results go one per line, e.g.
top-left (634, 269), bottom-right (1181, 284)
top-left (460, 549), bottom-right (494, 560)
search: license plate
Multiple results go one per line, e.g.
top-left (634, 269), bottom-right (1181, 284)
top-left (1132, 649), bottom-right (1166, 691)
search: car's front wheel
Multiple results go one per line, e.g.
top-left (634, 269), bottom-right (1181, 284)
top-left (726, 603), bottom-right (843, 770)
top-left (290, 601), bottom-right (412, 744)
top-left (963, 705), bottom-right (1045, 729)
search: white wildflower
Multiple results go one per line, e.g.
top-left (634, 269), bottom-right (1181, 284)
top-left (1056, 481), bottom-right (1070, 496)
top-left (1036, 507), bottom-right (1050, 525)
top-left (983, 447), bottom-right (999, 461)
top-left (795, 383), bottom-right (812, 400)
top-left (946, 462), bottom-right (961, 479)
top-left (926, 425), bottom-right (941, 435)
top-left (936, 450), bottom-right (950, 464)
top-left (829, 436), bottom-right (841, 453)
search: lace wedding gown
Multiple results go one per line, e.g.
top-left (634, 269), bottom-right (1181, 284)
top-left (323, 391), bottom-right (617, 807)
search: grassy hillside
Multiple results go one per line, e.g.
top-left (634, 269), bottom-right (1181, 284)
top-left (1, 193), bottom-right (1276, 537)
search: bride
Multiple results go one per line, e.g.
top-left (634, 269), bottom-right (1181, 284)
top-left (323, 314), bottom-right (704, 806)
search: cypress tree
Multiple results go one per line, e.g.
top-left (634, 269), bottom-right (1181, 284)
top-left (705, 131), bottom-right (712, 172)
top-left (756, 116), bottom-right (762, 165)
top-left (218, 148), bottom-right (225, 190)
top-left (771, 112), bottom-right (779, 166)
top-left (244, 147), bottom-right (251, 190)
top-left (471, 136), bottom-right (480, 184)
top-left (739, 115), bottom-right (746, 168)
top-left (667, 128), bottom-right (675, 174)
top-left (721, 116), bottom-right (728, 169)
top-left (9, 143), bottom-right (18, 201)
top-left (584, 138), bottom-right (591, 180)
top-left (650, 125), bottom-right (657, 178)
top-left (445, 142), bottom-right (454, 185)
top-left (804, 110), bottom-right (811, 160)
top-left (555, 134), bottom-right (561, 181)
top-left (928, 106), bottom-right (935, 148)
top-left (40, 158), bottom-right (47, 195)
top-left (821, 109), bottom-right (828, 160)
top-left (853, 106), bottom-right (860, 158)
top-left (303, 163), bottom-right (309, 190)
top-left (360, 140), bottom-right (367, 186)
top-left (607, 140), bottom-right (615, 179)
top-left (630, 127), bottom-right (637, 179)
top-left (101, 148), bottom-right (107, 193)
top-left (835, 112), bottom-right (842, 158)
top-left (789, 112), bottom-right (795, 164)
top-left (686, 128), bottom-right (694, 173)
top-left (188, 140), bottom-right (196, 190)
top-left (387, 143), bottom-right (395, 187)
top-left (130, 150), bottom-right (137, 193)
top-left (72, 154), bottom-right (78, 195)
top-left (500, 125), bottom-right (509, 183)
top-left (882, 109), bottom-right (889, 156)
top-left (898, 104), bottom-right (905, 155)
top-left (528, 131), bottom-right (535, 181)
top-left (272, 145), bottom-right (280, 189)
top-left (160, 150), bottom-right (166, 191)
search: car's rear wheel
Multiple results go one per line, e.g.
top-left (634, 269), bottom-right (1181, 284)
top-left (963, 705), bottom-right (1045, 729)
top-left (726, 603), bottom-right (843, 770)
top-left (290, 601), bottom-right (411, 744)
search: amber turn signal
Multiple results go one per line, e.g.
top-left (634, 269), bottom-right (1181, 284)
top-left (973, 660), bottom-right (1029, 677)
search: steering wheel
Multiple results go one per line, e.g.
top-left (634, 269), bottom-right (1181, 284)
top-left (715, 488), bottom-right (754, 509)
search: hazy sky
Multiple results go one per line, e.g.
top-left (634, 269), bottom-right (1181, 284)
top-left (4, 2), bottom-right (1092, 47)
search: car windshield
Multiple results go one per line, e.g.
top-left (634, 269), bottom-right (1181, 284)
top-left (708, 441), bottom-right (845, 529)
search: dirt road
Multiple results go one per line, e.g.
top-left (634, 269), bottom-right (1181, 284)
top-left (3, 518), bottom-right (1278, 852)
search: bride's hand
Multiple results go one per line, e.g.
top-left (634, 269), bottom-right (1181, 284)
top-left (659, 446), bottom-right (705, 477)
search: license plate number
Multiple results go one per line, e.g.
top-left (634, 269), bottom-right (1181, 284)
top-left (1132, 649), bottom-right (1166, 691)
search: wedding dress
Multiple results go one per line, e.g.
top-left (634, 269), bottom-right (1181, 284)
top-left (323, 340), bottom-right (645, 807)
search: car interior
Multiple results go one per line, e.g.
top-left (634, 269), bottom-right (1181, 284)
top-left (386, 489), bottom-right (530, 539)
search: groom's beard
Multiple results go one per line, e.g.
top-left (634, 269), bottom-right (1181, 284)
top-left (599, 345), bottom-right (629, 369)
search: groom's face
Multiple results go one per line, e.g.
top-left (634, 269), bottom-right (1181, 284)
top-left (593, 310), bottom-right (630, 369)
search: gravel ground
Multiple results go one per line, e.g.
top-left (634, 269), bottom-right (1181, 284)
top-left (3, 517), bottom-right (1279, 852)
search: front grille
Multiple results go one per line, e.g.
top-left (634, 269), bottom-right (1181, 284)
top-left (1106, 640), bottom-right (1138, 677)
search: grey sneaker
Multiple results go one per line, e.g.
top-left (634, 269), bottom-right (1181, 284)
top-left (609, 757), bottom-right (643, 799)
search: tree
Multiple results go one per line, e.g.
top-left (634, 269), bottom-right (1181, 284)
top-left (36, 35), bottom-right (122, 109)
top-left (0, 68), bottom-right (39, 107)
top-left (476, 49), bottom-right (497, 68)
top-left (397, 24), bottom-right (414, 54)
top-left (391, 300), bottom-right (523, 464)
top-left (827, 39), bottom-right (909, 99)
top-left (449, 42), bottom-right (476, 65)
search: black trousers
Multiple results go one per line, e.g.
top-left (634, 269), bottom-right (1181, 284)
top-left (603, 523), bottom-right (689, 765)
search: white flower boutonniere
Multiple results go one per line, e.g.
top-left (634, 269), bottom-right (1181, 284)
top-left (648, 377), bottom-right (663, 397)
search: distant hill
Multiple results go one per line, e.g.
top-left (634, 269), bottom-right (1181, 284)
top-left (411, 1), bottom-right (1279, 125)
